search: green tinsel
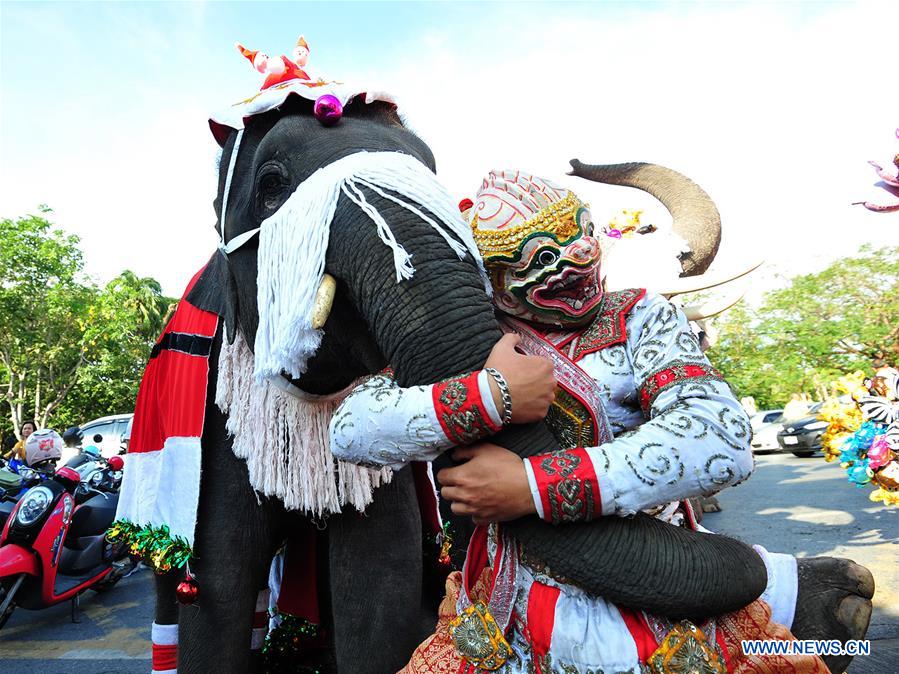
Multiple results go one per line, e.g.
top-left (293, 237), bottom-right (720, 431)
top-left (262, 613), bottom-right (333, 674)
top-left (106, 519), bottom-right (193, 572)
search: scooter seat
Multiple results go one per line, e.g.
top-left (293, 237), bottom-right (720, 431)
top-left (69, 492), bottom-right (119, 539)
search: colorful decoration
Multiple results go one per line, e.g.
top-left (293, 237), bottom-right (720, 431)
top-left (603, 209), bottom-right (657, 239)
top-left (176, 573), bottom-right (199, 605)
top-left (448, 601), bottom-right (513, 670)
top-left (313, 94), bottom-right (343, 127)
top-left (819, 366), bottom-right (899, 506)
top-left (262, 613), bottom-right (326, 674)
top-left (852, 128), bottom-right (899, 212)
top-left (236, 35), bottom-right (312, 91)
top-left (106, 519), bottom-right (193, 572)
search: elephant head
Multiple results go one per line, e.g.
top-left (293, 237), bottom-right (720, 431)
top-left (189, 93), bottom-right (766, 621)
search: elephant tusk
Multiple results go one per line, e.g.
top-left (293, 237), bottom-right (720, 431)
top-left (660, 259), bottom-right (763, 298)
top-left (680, 286), bottom-right (748, 321)
top-left (311, 274), bottom-right (337, 329)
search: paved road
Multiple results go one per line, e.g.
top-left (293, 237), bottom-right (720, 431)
top-left (705, 452), bottom-right (899, 674)
top-left (0, 453), bottom-right (896, 673)
top-left (0, 565), bottom-right (152, 672)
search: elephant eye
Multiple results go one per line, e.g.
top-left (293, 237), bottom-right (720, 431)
top-left (256, 163), bottom-right (290, 214)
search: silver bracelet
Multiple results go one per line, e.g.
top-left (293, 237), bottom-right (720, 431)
top-left (485, 367), bottom-right (513, 426)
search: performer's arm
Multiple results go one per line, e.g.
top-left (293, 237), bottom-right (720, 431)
top-left (523, 293), bottom-right (753, 522)
top-left (328, 371), bottom-right (503, 471)
top-left (330, 335), bottom-right (556, 470)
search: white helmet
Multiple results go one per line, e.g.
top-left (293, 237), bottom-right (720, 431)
top-left (24, 429), bottom-right (63, 467)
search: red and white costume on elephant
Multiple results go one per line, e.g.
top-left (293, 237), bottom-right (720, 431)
top-left (328, 172), bottom-right (823, 673)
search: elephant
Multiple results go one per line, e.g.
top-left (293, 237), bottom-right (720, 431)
top-left (154, 93), bottom-right (873, 673)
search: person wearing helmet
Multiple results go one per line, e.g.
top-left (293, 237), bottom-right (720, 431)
top-left (62, 426), bottom-right (84, 449)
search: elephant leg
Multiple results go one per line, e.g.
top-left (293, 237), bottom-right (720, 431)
top-left (177, 403), bottom-right (278, 673)
top-left (328, 465), bottom-right (430, 674)
top-left (152, 570), bottom-right (182, 674)
top-left (791, 557), bottom-right (875, 673)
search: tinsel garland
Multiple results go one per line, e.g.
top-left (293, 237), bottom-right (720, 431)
top-left (106, 519), bottom-right (193, 572)
top-left (262, 613), bottom-right (332, 674)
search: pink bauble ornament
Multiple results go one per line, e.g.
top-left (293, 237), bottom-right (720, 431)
top-left (176, 574), bottom-right (199, 605)
top-left (867, 437), bottom-right (892, 469)
top-left (314, 94), bottom-right (343, 127)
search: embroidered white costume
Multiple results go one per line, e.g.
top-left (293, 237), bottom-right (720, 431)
top-left (328, 171), bottom-right (812, 673)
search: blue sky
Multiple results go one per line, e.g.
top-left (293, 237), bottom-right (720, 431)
top-left (2, 1), bottom-right (896, 296)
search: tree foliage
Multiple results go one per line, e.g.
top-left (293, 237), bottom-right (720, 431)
top-left (0, 210), bottom-right (173, 438)
top-left (709, 246), bottom-right (899, 409)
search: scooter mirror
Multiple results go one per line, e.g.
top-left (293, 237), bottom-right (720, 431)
top-left (55, 466), bottom-right (82, 492)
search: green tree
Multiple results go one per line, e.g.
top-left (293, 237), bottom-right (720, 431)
top-left (0, 209), bottom-right (94, 436)
top-left (54, 271), bottom-right (171, 429)
top-left (0, 210), bottom-right (173, 438)
top-left (709, 245), bottom-right (899, 408)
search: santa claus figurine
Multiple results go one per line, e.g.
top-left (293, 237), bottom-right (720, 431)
top-left (236, 35), bottom-right (311, 90)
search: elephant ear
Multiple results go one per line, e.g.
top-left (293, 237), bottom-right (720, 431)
top-left (186, 250), bottom-right (240, 344)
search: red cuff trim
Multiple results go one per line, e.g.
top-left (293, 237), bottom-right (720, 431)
top-left (527, 448), bottom-right (600, 524)
top-left (152, 643), bottom-right (178, 671)
top-left (638, 361), bottom-right (724, 414)
top-left (433, 371), bottom-right (502, 444)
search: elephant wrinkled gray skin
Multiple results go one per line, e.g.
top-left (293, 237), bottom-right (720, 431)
top-left (166, 96), bottom-right (782, 672)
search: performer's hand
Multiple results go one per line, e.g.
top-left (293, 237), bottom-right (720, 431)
top-left (485, 334), bottom-right (556, 424)
top-left (436, 443), bottom-right (536, 524)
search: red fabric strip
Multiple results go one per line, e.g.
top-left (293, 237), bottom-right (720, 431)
top-left (432, 371), bottom-right (502, 445)
top-left (715, 625), bottom-right (732, 672)
top-left (152, 643), bottom-right (178, 671)
top-left (526, 581), bottom-right (561, 664)
top-left (276, 525), bottom-right (319, 624)
top-left (527, 448), bottom-right (601, 524)
top-left (618, 607), bottom-right (658, 663)
top-left (412, 461), bottom-right (441, 538)
top-left (252, 610), bottom-right (268, 629)
top-left (463, 525), bottom-right (490, 598)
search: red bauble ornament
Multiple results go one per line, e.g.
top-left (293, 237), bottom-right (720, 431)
top-left (176, 574), bottom-right (199, 605)
top-left (313, 94), bottom-right (343, 127)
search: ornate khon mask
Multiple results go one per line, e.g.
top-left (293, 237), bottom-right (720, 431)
top-left (470, 170), bottom-right (603, 328)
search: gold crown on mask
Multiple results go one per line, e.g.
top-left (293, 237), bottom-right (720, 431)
top-left (472, 192), bottom-right (583, 262)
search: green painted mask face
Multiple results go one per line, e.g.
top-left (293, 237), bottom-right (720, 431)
top-left (487, 206), bottom-right (603, 328)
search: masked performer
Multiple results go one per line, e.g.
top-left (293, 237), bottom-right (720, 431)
top-left (329, 170), bottom-right (863, 673)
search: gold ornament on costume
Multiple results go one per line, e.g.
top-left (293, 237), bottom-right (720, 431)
top-left (647, 620), bottom-right (727, 674)
top-left (472, 193), bottom-right (583, 262)
top-left (448, 601), bottom-right (512, 670)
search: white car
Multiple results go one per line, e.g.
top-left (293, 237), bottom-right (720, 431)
top-left (749, 409), bottom-right (784, 454)
top-left (78, 413), bottom-right (133, 458)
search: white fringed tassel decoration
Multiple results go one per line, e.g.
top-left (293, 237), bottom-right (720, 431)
top-left (254, 150), bottom-right (489, 383)
top-left (216, 331), bottom-right (391, 515)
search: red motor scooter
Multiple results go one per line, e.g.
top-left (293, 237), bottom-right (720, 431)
top-left (0, 458), bottom-right (132, 629)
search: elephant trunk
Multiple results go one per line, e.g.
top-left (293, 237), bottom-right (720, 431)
top-left (568, 159), bottom-right (722, 276)
top-left (327, 189), bottom-right (765, 618)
